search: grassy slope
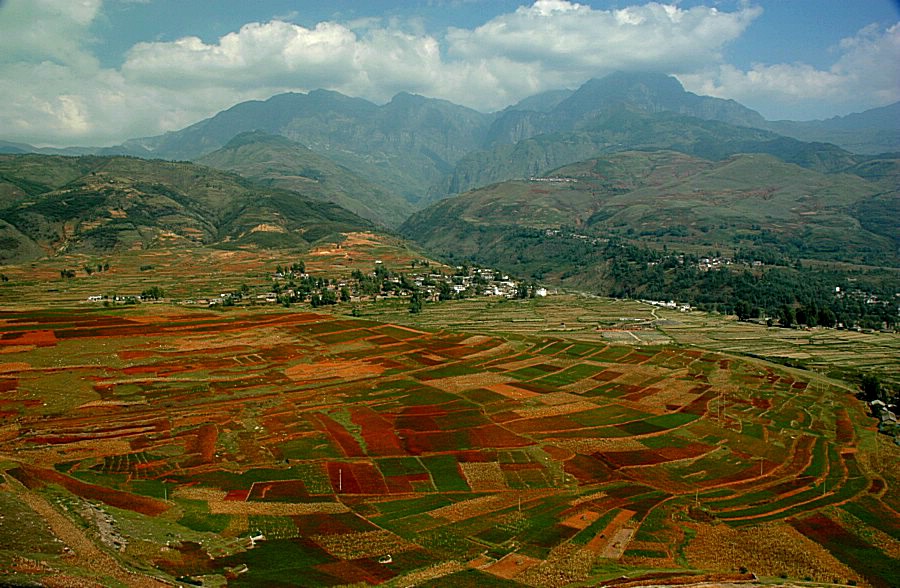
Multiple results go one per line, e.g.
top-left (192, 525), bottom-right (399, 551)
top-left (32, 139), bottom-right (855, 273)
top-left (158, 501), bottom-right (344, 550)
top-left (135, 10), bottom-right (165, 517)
top-left (0, 154), bottom-right (373, 263)
top-left (403, 150), bottom-right (897, 274)
top-left (197, 132), bottom-right (415, 228)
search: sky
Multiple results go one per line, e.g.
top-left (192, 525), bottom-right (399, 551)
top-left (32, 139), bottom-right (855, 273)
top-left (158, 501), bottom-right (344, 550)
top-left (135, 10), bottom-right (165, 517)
top-left (1, 0), bottom-right (898, 147)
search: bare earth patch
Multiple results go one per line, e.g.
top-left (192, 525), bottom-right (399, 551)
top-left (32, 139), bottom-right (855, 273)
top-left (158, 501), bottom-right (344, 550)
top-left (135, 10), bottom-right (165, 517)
top-left (208, 500), bottom-right (348, 515)
top-left (428, 372), bottom-right (514, 393)
top-left (486, 382), bottom-right (540, 400)
top-left (484, 552), bottom-right (542, 579)
top-left (285, 359), bottom-right (384, 381)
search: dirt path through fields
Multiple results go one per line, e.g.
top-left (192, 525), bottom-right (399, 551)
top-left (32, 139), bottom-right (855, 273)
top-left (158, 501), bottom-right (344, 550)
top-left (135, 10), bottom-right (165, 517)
top-left (4, 472), bottom-right (169, 587)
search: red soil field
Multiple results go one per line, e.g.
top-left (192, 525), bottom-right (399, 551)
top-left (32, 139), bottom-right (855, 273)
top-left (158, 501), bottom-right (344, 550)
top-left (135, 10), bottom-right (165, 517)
top-left (225, 489), bottom-right (250, 501)
top-left (394, 414), bottom-right (440, 432)
top-left (400, 430), bottom-right (470, 454)
top-left (505, 415), bottom-right (582, 433)
top-left (382, 476), bottom-right (411, 494)
top-left (0, 329), bottom-right (56, 347)
top-left (13, 465), bottom-right (168, 516)
top-left (835, 408), bottom-right (854, 444)
top-left (499, 462), bottom-right (544, 472)
top-left (470, 424), bottom-right (531, 448)
top-left (542, 445), bottom-right (574, 460)
top-left (0, 362), bottom-right (29, 372)
top-left (351, 407), bottom-right (405, 456)
top-left (789, 512), bottom-right (855, 546)
top-left (750, 397), bottom-right (772, 410)
top-left (311, 413), bottom-right (366, 458)
top-left (293, 513), bottom-right (379, 536)
top-left (619, 352), bottom-right (652, 365)
top-left (680, 389), bottom-right (716, 415)
top-left (593, 370), bottom-right (624, 382)
top-left (654, 442), bottom-right (714, 461)
top-left (366, 335), bottom-right (400, 347)
top-left (327, 461), bottom-right (388, 494)
top-left (153, 541), bottom-right (214, 576)
top-left (348, 462), bottom-right (389, 494)
top-left (316, 560), bottom-right (395, 585)
top-left (766, 475), bottom-right (817, 497)
top-left (408, 352), bottom-right (444, 366)
top-left (455, 449), bottom-right (499, 462)
top-left (194, 423), bottom-right (218, 463)
top-left (328, 462), bottom-right (362, 494)
top-left (512, 381), bottom-right (557, 394)
top-left (399, 405), bottom-right (449, 418)
top-left (604, 451), bottom-right (663, 469)
top-left (565, 454), bottom-right (616, 484)
top-left (261, 411), bottom-right (292, 435)
top-left (248, 480), bottom-right (312, 501)
top-left (485, 553), bottom-right (541, 579)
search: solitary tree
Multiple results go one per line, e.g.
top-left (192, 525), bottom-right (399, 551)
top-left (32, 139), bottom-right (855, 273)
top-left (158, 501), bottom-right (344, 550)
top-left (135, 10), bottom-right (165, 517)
top-left (860, 373), bottom-right (882, 402)
top-left (409, 290), bottom-right (424, 314)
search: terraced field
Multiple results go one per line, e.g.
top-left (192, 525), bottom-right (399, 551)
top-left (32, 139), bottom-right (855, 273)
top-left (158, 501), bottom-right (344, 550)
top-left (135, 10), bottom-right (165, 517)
top-left (0, 306), bottom-right (896, 587)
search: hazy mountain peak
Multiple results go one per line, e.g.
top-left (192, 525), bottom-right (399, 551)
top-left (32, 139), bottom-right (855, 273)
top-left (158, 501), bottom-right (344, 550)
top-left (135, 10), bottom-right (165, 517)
top-left (504, 89), bottom-right (575, 113)
top-left (554, 71), bottom-right (762, 127)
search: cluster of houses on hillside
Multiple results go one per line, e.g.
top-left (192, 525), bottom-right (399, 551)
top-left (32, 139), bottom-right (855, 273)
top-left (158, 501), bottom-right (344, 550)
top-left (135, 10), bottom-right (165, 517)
top-left (642, 299), bottom-right (692, 312)
top-left (870, 400), bottom-right (899, 441)
top-left (529, 176), bottom-right (578, 183)
top-left (407, 266), bottom-right (548, 300)
top-left (84, 262), bottom-right (549, 308)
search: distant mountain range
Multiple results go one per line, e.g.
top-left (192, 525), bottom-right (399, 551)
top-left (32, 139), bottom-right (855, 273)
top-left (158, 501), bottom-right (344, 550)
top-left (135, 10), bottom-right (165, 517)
top-left (766, 102), bottom-right (900, 155)
top-left (0, 71), bottom-right (897, 276)
top-left (2, 72), bottom-right (897, 228)
top-left (0, 154), bottom-right (371, 263)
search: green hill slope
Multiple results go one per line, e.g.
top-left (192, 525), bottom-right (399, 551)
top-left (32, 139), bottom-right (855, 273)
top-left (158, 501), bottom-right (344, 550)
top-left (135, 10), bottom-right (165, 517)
top-left (197, 131), bottom-right (414, 228)
top-left (0, 154), bottom-right (372, 263)
top-left (402, 150), bottom-right (898, 289)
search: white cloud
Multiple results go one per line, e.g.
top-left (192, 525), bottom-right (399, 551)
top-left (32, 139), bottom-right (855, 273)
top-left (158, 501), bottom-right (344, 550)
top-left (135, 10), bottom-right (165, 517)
top-left (116, 1), bottom-right (763, 113)
top-left (680, 22), bottom-right (900, 120)
top-left (0, 0), bottom-right (897, 146)
top-left (445, 2), bottom-right (761, 79)
top-left (0, 0), bottom-right (101, 67)
top-left (123, 20), bottom-right (362, 90)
